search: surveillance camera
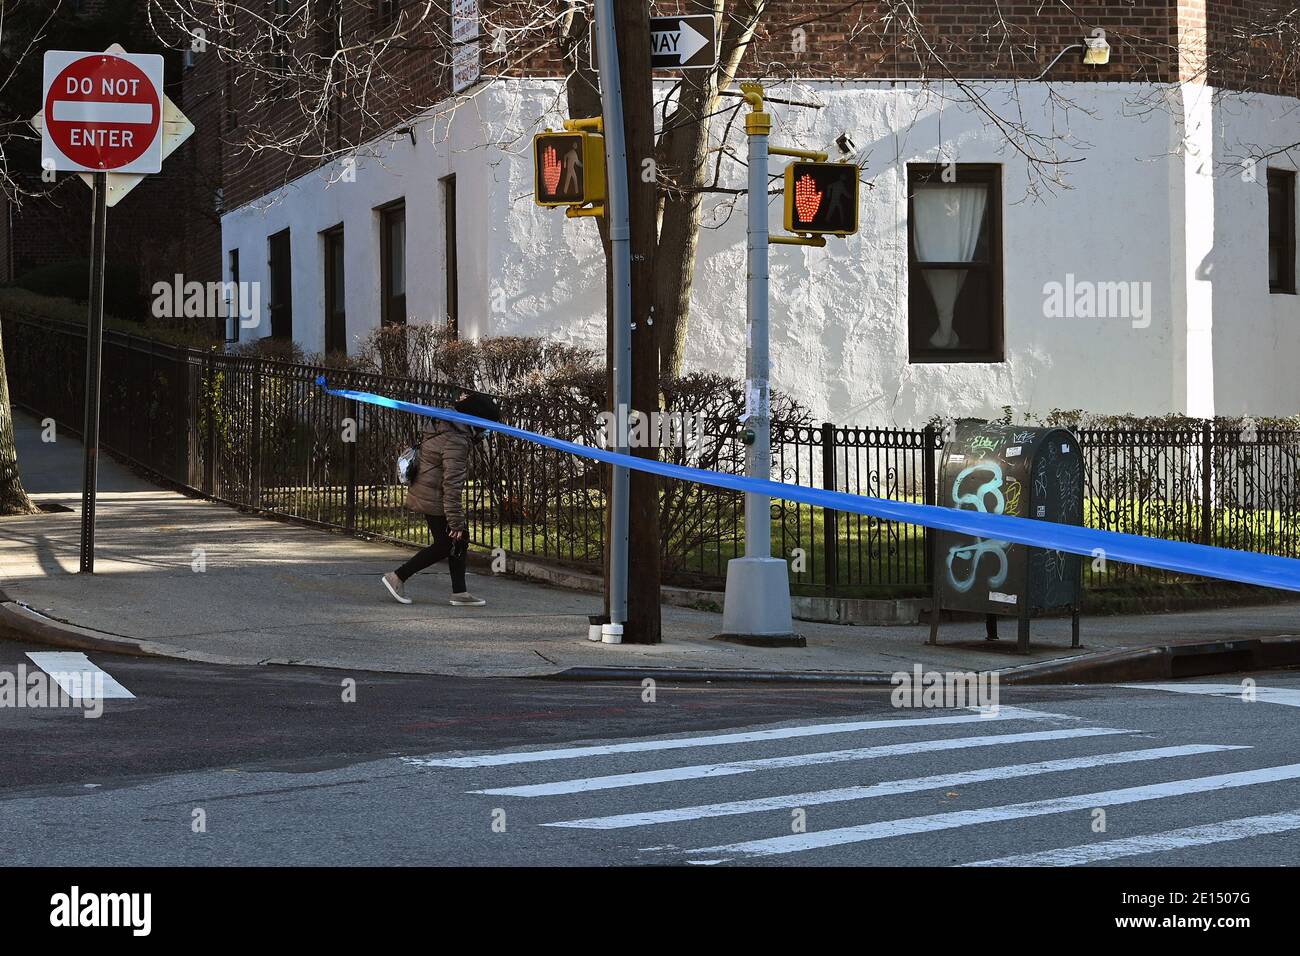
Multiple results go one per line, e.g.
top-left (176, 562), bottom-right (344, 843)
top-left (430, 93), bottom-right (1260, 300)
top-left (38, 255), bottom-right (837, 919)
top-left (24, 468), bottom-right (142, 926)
top-left (835, 133), bottom-right (856, 157)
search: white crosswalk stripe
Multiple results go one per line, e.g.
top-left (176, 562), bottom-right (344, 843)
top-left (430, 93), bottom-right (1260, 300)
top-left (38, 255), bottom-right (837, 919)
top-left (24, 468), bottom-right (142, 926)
top-left (25, 652), bottom-right (135, 700)
top-left (543, 744), bottom-right (1245, 829)
top-left (961, 810), bottom-right (1300, 866)
top-left (408, 701), bottom-right (1300, 865)
top-left (474, 726), bottom-right (1129, 797)
top-left (688, 763), bottom-right (1300, 859)
top-left (1120, 683), bottom-right (1300, 709)
top-left (406, 706), bottom-right (1056, 768)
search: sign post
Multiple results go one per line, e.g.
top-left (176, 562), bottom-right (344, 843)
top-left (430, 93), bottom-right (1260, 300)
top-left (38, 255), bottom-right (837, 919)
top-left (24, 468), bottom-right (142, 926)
top-left (35, 46), bottom-right (190, 573)
top-left (81, 172), bottom-right (108, 573)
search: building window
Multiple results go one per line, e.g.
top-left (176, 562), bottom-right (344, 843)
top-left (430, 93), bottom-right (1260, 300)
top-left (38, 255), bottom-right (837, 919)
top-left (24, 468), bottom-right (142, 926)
top-left (317, 0), bottom-right (341, 57)
top-left (270, 0), bottom-right (290, 76)
top-left (323, 226), bottom-right (346, 355)
top-left (907, 164), bottom-right (1002, 362)
top-left (267, 228), bottom-right (293, 340)
top-left (380, 202), bottom-right (406, 326)
top-left (443, 175), bottom-right (459, 338)
top-left (226, 249), bottom-right (240, 343)
top-left (373, 0), bottom-right (399, 30)
top-left (1269, 169), bottom-right (1297, 295)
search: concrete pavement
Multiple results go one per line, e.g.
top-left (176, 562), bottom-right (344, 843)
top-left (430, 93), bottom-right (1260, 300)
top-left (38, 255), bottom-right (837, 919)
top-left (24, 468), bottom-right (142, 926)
top-left (3, 640), bottom-right (1298, 865)
top-left (2, 411), bottom-right (1299, 680)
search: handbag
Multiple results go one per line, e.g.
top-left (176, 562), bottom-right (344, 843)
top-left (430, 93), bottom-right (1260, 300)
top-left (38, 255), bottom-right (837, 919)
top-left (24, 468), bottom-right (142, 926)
top-left (396, 439), bottom-right (422, 486)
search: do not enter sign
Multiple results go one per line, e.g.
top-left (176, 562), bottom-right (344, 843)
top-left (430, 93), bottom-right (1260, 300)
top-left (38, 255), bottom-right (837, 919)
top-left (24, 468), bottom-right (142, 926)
top-left (41, 50), bottom-right (164, 174)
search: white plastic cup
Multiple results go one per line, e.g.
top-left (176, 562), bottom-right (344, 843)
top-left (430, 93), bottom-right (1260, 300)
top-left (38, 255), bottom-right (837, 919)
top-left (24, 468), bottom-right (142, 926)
top-left (601, 623), bottom-right (624, 645)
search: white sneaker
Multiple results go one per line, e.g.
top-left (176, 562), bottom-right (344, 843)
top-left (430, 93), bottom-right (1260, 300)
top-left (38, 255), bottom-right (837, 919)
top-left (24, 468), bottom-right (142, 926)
top-left (449, 592), bottom-right (486, 606)
top-left (382, 572), bottom-right (413, 605)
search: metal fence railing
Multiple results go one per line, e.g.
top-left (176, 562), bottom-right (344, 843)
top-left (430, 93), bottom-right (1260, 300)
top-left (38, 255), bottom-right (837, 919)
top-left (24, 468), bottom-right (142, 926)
top-left (7, 310), bottom-right (1300, 597)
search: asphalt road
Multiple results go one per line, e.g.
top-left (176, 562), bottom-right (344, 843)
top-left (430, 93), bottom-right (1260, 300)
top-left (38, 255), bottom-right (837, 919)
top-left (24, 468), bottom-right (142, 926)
top-left (1, 639), bottom-right (1298, 866)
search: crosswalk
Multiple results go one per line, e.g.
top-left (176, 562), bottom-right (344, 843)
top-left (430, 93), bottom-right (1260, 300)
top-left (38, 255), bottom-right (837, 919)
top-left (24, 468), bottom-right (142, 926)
top-left (404, 701), bottom-right (1300, 865)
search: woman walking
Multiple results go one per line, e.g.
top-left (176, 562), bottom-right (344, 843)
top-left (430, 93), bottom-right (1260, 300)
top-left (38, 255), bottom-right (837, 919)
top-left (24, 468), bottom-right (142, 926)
top-left (381, 391), bottom-right (498, 606)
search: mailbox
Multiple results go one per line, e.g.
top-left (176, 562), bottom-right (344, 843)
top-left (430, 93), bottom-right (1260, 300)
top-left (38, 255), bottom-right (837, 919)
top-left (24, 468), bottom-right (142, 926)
top-left (927, 422), bottom-right (1083, 654)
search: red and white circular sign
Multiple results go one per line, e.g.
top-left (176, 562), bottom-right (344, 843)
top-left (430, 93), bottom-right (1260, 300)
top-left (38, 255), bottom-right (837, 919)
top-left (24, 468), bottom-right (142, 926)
top-left (41, 51), bottom-right (163, 173)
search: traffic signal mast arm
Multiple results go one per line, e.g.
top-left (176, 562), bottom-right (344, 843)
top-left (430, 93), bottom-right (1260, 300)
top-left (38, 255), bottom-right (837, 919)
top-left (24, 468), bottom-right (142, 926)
top-left (770, 145), bottom-right (828, 162)
top-left (742, 86), bottom-right (846, 246)
top-left (563, 117), bottom-right (603, 133)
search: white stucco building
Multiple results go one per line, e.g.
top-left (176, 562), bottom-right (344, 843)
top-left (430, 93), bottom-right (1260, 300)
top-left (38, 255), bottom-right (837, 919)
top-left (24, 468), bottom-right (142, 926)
top-left (221, 76), bottom-right (1300, 427)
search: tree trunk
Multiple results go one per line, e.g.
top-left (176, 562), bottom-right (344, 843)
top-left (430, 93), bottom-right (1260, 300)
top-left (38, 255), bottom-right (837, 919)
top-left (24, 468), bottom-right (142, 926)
top-left (564, 5), bottom-right (662, 643)
top-left (0, 326), bottom-right (40, 516)
top-left (655, 2), bottom-right (767, 377)
top-left (614, 2), bottom-right (663, 645)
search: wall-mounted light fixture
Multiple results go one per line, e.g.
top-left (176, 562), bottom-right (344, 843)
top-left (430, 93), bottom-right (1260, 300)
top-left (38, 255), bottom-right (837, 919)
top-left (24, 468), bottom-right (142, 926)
top-left (1084, 29), bottom-right (1111, 66)
top-left (1034, 28), bottom-right (1112, 79)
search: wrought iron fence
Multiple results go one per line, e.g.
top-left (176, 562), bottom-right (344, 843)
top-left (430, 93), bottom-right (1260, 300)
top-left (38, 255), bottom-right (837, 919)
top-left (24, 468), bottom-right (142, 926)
top-left (6, 310), bottom-right (1300, 597)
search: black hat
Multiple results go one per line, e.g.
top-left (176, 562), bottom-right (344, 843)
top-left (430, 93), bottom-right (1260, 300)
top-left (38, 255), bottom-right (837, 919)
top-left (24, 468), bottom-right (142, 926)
top-left (454, 391), bottom-right (501, 424)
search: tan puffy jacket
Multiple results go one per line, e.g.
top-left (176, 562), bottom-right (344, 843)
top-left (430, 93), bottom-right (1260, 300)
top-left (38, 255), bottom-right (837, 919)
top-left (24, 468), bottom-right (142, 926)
top-left (405, 419), bottom-right (471, 530)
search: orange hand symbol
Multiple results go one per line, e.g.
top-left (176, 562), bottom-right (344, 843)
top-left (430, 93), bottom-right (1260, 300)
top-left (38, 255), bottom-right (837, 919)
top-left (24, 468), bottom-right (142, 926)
top-left (794, 173), bottom-right (823, 225)
top-left (542, 145), bottom-right (562, 195)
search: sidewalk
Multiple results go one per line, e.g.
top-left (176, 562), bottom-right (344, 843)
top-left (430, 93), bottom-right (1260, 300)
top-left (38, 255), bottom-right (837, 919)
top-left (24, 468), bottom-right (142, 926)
top-left (2, 411), bottom-right (1298, 681)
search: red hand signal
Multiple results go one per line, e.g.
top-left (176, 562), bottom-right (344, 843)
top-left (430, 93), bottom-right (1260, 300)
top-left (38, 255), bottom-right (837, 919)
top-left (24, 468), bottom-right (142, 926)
top-left (794, 173), bottom-right (823, 224)
top-left (542, 145), bottom-right (562, 194)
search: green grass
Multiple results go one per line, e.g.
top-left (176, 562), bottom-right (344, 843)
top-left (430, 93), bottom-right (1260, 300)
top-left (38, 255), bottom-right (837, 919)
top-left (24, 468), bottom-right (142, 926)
top-left (235, 482), bottom-right (1300, 600)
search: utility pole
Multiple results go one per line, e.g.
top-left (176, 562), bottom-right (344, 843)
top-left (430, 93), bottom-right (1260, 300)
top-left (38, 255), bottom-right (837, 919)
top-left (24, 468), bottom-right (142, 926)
top-left (613, 2), bottom-right (662, 645)
top-left (718, 83), bottom-right (803, 646)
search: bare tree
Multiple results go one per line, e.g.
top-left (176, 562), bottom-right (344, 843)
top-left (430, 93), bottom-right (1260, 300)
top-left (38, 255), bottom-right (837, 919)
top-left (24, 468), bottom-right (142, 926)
top-left (0, 0), bottom-right (59, 515)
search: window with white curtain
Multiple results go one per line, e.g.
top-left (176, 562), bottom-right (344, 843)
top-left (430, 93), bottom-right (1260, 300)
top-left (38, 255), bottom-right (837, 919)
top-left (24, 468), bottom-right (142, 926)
top-left (907, 165), bottom-right (1002, 362)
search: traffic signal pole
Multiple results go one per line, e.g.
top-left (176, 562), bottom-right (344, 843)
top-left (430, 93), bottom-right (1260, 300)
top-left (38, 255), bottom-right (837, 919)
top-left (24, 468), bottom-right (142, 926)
top-left (592, 0), bottom-right (631, 641)
top-left (718, 84), bottom-right (801, 646)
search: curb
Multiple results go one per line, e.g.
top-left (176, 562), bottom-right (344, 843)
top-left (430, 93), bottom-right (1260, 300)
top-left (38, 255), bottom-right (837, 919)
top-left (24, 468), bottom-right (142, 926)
top-left (997, 634), bottom-right (1300, 684)
top-left (0, 600), bottom-right (265, 667)
top-left (3, 589), bottom-right (1298, 685)
top-left (545, 635), bottom-right (1300, 686)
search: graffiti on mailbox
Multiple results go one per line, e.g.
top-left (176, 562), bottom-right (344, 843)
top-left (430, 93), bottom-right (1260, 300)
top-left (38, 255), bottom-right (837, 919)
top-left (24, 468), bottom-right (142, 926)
top-left (945, 460), bottom-right (1011, 594)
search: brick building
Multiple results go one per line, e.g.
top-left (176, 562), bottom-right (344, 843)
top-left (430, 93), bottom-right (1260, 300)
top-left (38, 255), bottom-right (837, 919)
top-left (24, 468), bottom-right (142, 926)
top-left (32, 2), bottom-right (1300, 423)
top-left (0, 0), bottom-right (223, 306)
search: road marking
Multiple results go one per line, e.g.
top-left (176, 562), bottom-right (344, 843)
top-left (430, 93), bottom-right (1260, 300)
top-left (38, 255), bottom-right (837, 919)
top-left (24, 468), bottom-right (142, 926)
top-left (472, 726), bottom-right (1130, 797)
top-left (690, 762), bottom-right (1300, 859)
top-left (962, 809), bottom-right (1300, 866)
top-left (407, 706), bottom-right (1064, 769)
top-left (25, 652), bottom-right (135, 700)
top-left (1121, 682), bottom-right (1300, 708)
top-left (547, 744), bottom-right (1245, 829)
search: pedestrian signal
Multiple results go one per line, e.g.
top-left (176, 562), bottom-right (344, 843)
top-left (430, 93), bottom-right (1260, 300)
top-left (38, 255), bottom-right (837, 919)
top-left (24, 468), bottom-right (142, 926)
top-left (534, 131), bottom-right (606, 207)
top-left (782, 162), bottom-right (859, 236)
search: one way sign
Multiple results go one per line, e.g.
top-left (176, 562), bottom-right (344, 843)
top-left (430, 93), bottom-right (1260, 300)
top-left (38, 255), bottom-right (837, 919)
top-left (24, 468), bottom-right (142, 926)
top-left (591, 14), bottom-right (718, 72)
top-left (650, 15), bottom-right (717, 70)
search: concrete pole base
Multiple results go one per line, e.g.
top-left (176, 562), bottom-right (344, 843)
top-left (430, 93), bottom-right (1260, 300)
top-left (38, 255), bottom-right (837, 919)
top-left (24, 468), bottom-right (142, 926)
top-left (716, 557), bottom-right (804, 647)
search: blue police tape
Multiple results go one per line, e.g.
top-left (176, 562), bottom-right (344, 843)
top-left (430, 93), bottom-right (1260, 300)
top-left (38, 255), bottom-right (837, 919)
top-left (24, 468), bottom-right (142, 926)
top-left (317, 378), bottom-right (1300, 593)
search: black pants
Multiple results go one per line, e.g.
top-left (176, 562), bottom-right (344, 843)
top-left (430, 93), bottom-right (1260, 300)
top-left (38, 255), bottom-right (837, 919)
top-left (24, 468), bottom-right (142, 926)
top-left (395, 515), bottom-right (467, 593)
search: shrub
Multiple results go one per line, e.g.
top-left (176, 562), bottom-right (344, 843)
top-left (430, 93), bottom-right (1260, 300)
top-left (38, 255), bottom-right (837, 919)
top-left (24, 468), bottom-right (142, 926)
top-left (14, 259), bottom-right (144, 318)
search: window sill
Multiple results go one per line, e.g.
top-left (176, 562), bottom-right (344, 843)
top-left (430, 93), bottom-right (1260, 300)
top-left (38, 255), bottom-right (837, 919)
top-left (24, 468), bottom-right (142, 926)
top-left (908, 353), bottom-right (1006, 365)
